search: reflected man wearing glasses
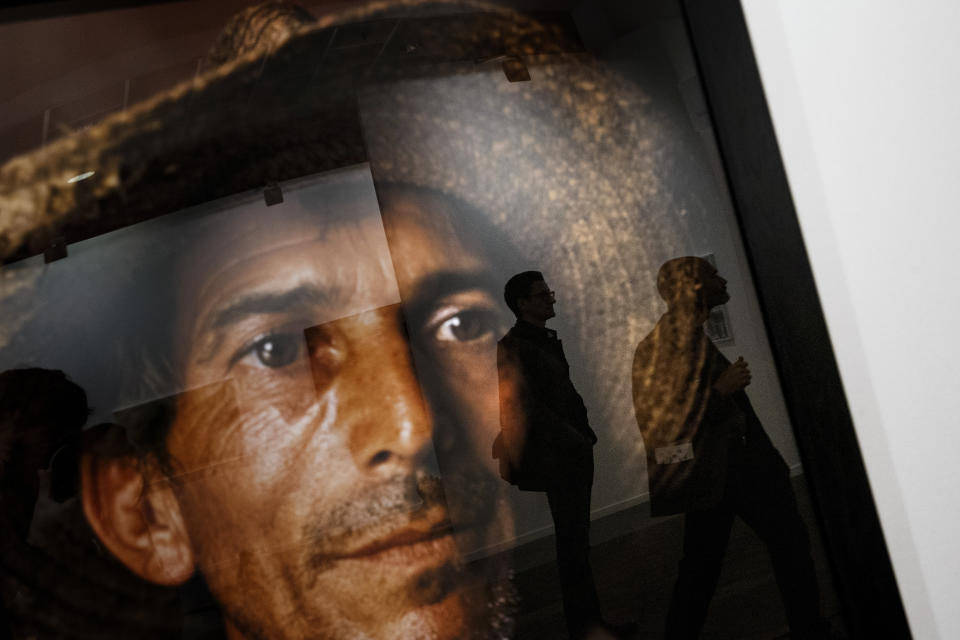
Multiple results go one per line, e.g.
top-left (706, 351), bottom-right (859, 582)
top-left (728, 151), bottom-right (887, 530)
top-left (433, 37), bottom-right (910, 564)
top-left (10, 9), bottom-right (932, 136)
top-left (496, 271), bottom-right (630, 639)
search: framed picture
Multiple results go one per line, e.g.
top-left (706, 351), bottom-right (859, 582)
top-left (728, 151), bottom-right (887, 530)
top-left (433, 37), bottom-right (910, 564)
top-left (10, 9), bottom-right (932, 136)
top-left (0, 1), bottom-right (907, 638)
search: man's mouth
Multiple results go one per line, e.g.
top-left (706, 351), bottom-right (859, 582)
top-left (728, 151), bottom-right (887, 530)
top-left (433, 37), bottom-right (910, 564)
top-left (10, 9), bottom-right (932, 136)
top-left (305, 469), bottom-right (499, 572)
top-left (333, 518), bottom-right (459, 566)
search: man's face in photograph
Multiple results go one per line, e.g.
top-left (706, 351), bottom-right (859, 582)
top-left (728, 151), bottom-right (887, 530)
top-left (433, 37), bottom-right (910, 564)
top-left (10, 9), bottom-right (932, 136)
top-left (134, 179), bottom-right (513, 639)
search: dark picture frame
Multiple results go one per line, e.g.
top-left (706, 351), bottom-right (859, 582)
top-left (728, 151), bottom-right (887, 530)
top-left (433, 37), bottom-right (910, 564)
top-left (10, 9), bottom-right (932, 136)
top-left (681, 1), bottom-right (910, 638)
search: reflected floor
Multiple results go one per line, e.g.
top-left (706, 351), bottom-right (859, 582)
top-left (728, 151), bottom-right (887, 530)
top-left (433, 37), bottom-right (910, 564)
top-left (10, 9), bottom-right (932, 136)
top-left (504, 474), bottom-right (846, 640)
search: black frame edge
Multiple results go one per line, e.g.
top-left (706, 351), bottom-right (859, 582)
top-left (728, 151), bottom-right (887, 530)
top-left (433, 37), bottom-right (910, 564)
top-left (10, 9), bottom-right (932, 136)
top-left (679, 1), bottom-right (911, 638)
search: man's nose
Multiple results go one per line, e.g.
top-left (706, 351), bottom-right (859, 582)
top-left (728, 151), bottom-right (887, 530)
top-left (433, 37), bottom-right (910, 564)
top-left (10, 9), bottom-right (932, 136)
top-left (344, 308), bottom-right (435, 475)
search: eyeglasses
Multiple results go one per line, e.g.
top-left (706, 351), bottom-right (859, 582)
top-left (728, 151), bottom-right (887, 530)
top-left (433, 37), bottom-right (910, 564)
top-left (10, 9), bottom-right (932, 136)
top-left (528, 290), bottom-right (555, 300)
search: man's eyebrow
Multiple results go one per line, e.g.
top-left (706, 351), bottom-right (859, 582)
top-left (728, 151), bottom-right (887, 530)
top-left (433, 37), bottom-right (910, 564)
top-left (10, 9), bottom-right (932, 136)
top-left (401, 270), bottom-right (499, 314)
top-left (207, 284), bottom-right (338, 330)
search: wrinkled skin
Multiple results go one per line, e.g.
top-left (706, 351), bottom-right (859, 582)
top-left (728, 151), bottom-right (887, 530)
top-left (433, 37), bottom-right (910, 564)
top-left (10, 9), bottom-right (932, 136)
top-left (165, 186), bottom-right (513, 639)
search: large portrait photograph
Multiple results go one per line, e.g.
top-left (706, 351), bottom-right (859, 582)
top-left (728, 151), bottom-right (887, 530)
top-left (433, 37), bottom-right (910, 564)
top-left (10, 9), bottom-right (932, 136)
top-left (0, 1), bottom-right (896, 639)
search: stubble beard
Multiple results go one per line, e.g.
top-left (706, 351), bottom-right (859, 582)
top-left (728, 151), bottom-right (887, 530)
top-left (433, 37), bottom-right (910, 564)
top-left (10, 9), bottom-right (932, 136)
top-left (215, 466), bottom-right (517, 639)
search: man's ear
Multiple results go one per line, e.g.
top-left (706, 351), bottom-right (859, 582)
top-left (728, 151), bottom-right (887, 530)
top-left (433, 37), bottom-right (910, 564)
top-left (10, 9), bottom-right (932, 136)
top-left (81, 451), bottom-right (195, 586)
top-left (515, 295), bottom-right (529, 316)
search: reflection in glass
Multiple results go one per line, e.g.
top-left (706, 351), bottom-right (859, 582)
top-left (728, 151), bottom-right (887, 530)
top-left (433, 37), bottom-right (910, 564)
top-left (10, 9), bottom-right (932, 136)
top-left (0, 1), bottom-right (845, 638)
top-left (632, 257), bottom-right (828, 638)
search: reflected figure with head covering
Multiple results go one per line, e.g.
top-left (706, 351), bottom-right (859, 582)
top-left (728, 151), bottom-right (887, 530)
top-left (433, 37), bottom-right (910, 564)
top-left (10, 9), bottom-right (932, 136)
top-left (632, 257), bottom-right (828, 639)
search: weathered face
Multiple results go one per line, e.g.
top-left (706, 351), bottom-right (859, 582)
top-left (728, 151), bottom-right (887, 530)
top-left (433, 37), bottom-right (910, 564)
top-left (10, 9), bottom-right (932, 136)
top-left (164, 186), bottom-right (512, 639)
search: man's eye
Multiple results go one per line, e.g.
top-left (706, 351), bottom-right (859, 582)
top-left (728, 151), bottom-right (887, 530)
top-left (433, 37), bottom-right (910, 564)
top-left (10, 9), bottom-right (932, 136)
top-left (238, 333), bottom-right (303, 369)
top-left (433, 309), bottom-right (496, 343)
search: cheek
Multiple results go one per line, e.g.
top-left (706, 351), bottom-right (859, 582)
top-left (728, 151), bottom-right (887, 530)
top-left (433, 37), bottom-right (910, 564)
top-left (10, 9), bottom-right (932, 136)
top-left (429, 343), bottom-right (501, 450)
top-left (170, 354), bottom-right (330, 470)
top-left (167, 386), bottom-right (344, 526)
top-left (171, 394), bottom-right (358, 572)
top-left (234, 359), bottom-right (318, 425)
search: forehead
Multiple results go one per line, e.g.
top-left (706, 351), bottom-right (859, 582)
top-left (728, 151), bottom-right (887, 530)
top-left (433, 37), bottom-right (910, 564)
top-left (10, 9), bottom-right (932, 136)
top-left (682, 259), bottom-right (713, 279)
top-left (179, 174), bottom-right (381, 280)
top-left (176, 181), bottom-right (400, 330)
top-left (377, 188), bottom-right (492, 289)
top-left (527, 279), bottom-right (550, 293)
top-left (174, 180), bottom-right (496, 340)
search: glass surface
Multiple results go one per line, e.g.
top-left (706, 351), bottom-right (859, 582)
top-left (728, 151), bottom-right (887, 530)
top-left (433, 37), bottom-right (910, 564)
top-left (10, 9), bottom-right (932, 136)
top-left (0, 2), bottom-right (845, 639)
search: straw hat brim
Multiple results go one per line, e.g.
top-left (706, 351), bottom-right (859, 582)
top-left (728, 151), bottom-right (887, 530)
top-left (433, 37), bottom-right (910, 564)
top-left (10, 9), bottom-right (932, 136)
top-left (0, 1), bottom-right (583, 264)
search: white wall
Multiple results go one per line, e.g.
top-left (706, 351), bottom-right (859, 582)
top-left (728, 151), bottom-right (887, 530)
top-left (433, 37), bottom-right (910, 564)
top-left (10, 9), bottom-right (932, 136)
top-left (740, 2), bottom-right (960, 637)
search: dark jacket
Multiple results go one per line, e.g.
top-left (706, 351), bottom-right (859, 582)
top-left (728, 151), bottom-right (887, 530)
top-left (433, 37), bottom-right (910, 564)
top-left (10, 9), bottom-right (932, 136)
top-left (632, 312), bottom-right (779, 515)
top-left (495, 320), bottom-right (596, 491)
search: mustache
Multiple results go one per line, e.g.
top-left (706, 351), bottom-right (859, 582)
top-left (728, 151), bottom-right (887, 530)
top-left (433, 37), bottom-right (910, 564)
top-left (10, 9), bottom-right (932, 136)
top-left (303, 459), bottom-right (501, 566)
top-left (305, 469), bottom-right (446, 554)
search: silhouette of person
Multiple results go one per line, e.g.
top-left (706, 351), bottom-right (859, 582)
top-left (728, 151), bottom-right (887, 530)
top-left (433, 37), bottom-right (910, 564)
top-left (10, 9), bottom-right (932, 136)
top-left (0, 369), bottom-right (88, 541)
top-left (496, 271), bottom-right (633, 640)
top-left (0, 368), bottom-right (86, 637)
top-left (0, 372), bottom-right (182, 639)
top-left (631, 257), bottom-right (828, 639)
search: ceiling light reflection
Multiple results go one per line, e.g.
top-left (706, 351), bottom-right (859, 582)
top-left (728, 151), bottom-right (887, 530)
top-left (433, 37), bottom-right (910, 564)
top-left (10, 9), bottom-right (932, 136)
top-left (67, 171), bottom-right (95, 184)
